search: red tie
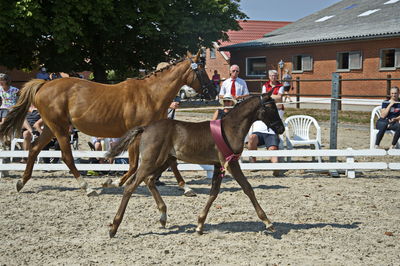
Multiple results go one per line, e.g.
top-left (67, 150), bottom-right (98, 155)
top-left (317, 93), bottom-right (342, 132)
top-left (231, 79), bottom-right (236, 97)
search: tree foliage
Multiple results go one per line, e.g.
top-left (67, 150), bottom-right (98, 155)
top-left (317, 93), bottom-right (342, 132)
top-left (0, 0), bottom-right (247, 81)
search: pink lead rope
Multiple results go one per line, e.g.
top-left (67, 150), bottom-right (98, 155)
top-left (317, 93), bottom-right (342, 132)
top-left (210, 120), bottom-right (241, 174)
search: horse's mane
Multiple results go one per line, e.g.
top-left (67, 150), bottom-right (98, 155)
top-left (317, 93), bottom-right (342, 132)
top-left (223, 96), bottom-right (258, 118)
top-left (136, 58), bottom-right (186, 80)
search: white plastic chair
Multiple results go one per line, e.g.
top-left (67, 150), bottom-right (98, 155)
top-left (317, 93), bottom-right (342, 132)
top-left (285, 115), bottom-right (322, 162)
top-left (369, 106), bottom-right (400, 149)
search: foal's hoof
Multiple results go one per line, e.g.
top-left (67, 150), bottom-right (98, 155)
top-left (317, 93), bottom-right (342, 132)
top-left (195, 227), bottom-right (204, 235)
top-left (109, 229), bottom-right (117, 238)
top-left (102, 178), bottom-right (114, 188)
top-left (16, 180), bottom-right (24, 192)
top-left (183, 189), bottom-right (196, 197)
top-left (86, 188), bottom-right (99, 197)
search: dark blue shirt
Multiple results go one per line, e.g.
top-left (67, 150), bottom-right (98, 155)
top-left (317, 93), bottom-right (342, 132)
top-left (382, 101), bottom-right (400, 120)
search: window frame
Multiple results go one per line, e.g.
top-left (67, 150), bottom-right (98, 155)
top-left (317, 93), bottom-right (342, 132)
top-left (336, 51), bottom-right (362, 72)
top-left (292, 54), bottom-right (313, 73)
top-left (245, 56), bottom-right (267, 77)
top-left (210, 47), bottom-right (216, 59)
top-left (379, 48), bottom-right (400, 70)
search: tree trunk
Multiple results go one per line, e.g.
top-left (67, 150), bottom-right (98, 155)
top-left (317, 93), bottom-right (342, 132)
top-left (92, 62), bottom-right (107, 83)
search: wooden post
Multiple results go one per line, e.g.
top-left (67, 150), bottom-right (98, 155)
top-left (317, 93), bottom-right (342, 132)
top-left (330, 73), bottom-right (340, 163)
top-left (296, 77), bottom-right (300, 109)
top-left (338, 75), bottom-right (342, 111)
top-left (387, 74), bottom-right (392, 97)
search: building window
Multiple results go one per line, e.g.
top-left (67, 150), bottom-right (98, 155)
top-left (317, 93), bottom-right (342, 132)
top-left (337, 51), bottom-right (362, 71)
top-left (292, 55), bottom-right (313, 72)
top-left (380, 48), bottom-right (400, 69)
top-left (246, 57), bottom-right (266, 77)
top-left (210, 48), bottom-right (216, 59)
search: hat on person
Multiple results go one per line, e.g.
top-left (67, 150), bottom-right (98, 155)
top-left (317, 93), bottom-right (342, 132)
top-left (219, 95), bottom-right (237, 106)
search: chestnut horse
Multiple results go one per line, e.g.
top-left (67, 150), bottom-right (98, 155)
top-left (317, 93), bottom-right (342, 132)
top-left (107, 93), bottom-right (285, 237)
top-left (0, 52), bottom-right (212, 196)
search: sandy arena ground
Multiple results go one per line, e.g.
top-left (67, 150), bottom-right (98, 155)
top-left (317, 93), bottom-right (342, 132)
top-left (0, 109), bottom-right (399, 265)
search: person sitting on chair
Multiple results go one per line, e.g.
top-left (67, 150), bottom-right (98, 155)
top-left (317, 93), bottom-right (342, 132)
top-left (247, 120), bottom-right (282, 177)
top-left (375, 86), bottom-right (400, 149)
top-left (212, 95), bottom-right (236, 120)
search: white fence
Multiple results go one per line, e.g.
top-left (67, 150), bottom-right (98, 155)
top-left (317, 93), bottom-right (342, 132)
top-left (0, 148), bottom-right (397, 179)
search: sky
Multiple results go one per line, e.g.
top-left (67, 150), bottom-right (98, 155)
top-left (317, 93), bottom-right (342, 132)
top-left (239, 0), bottom-right (342, 21)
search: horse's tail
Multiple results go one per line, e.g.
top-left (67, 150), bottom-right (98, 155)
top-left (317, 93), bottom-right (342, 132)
top-left (106, 126), bottom-right (146, 158)
top-left (0, 79), bottom-right (46, 142)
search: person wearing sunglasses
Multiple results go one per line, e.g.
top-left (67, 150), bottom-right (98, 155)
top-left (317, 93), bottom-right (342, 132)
top-left (219, 65), bottom-right (249, 101)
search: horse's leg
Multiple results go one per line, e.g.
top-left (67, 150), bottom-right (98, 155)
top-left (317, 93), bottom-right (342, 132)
top-left (227, 161), bottom-right (274, 232)
top-left (170, 159), bottom-right (196, 197)
top-left (196, 165), bottom-right (223, 235)
top-left (102, 136), bottom-right (140, 188)
top-left (52, 127), bottom-right (98, 196)
top-left (16, 126), bottom-right (53, 192)
top-left (109, 172), bottom-right (141, 238)
top-left (143, 161), bottom-right (170, 228)
top-left (109, 160), bottom-right (160, 238)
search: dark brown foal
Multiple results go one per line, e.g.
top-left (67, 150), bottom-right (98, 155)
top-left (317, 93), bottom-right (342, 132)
top-left (107, 93), bottom-right (285, 237)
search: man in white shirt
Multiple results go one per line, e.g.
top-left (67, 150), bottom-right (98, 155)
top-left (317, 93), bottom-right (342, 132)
top-left (219, 65), bottom-right (249, 100)
top-left (247, 110), bottom-right (284, 177)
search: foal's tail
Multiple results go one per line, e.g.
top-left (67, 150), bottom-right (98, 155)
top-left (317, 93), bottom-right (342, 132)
top-left (0, 79), bottom-right (46, 142)
top-left (106, 126), bottom-right (146, 158)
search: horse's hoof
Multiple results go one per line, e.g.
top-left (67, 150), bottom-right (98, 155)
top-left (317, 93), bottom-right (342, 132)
top-left (86, 188), bottom-right (99, 197)
top-left (16, 180), bottom-right (24, 192)
top-left (265, 224), bottom-right (275, 232)
top-left (183, 189), bottom-right (196, 197)
top-left (109, 223), bottom-right (117, 238)
top-left (109, 229), bottom-right (116, 238)
top-left (195, 227), bottom-right (204, 235)
top-left (102, 178), bottom-right (113, 188)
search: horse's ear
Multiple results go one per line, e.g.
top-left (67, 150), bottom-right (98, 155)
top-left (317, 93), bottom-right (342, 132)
top-left (186, 51), bottom-right (193, 58)
top-left (263, 90), bottom-right (273, 98)
top-left (194, 49), bottom-right (201, 62)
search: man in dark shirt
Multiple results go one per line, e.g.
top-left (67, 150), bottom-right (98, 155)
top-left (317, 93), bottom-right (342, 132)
top-left (375, 86), bottom-right (400, 149)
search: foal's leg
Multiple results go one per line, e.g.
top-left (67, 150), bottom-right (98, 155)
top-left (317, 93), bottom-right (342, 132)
top-left (227, 161), bottom-right (274, 232)
top-left (109, 160), bottom-right (164, 237)
top-left (196, 165), bottom-right (223, 235)
top-left (143, 161), bottom-right (170, 228)
top-left (16, 126), bottom-right (53, 192)
top-left (102, 138), bottom-right (140, 188)
top-left (169, 159), bottom-right (196, 197)
top-left (52, 126), bottom-right (98, 196)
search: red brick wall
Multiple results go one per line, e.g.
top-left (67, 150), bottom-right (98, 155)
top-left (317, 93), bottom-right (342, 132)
top-left (230, 38), bottom-right (400, 97)
top-left (205, 48), bottom-right (230, 82)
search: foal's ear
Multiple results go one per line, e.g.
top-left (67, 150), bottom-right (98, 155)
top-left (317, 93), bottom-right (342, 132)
top-left (186, 51), bottom-right (193, 58)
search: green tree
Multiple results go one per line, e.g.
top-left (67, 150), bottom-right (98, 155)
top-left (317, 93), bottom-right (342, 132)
top-left (0, 0), bottom-right (247, 82)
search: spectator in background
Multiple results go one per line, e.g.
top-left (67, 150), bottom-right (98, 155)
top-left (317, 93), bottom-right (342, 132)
top-left (50, 72), bottom-right (62, 80)
top-left (212, 95), bottom-right (236, 120)
top-left (0, 73), bottom-right (19, 125)
top-left (219, 65), bottom-right (249, 101)
top-left (282, 69), bottom-right (293, 103)
top-left (375, 86), bottom-right (400, 149)
top-left (20, 105), bottom-right (43, 162)
top-left (262, 70), bottom-right (284, 111)
top-left (36, 67), bottom-right (50, 80)
top-left (212, 70), bottom-right (221, 96)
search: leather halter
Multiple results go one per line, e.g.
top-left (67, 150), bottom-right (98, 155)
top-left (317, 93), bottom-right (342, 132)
top-left (189, 58), bottom-right (210, 96)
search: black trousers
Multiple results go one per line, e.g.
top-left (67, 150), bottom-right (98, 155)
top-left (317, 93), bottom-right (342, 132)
top-left (375, 118), bottom-right (400, 146)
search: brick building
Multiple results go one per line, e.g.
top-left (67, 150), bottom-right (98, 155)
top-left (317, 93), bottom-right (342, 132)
top-left (204, 20), bottom-right (290, 81)
top-left (220, 0), bottom-right (400, 97)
